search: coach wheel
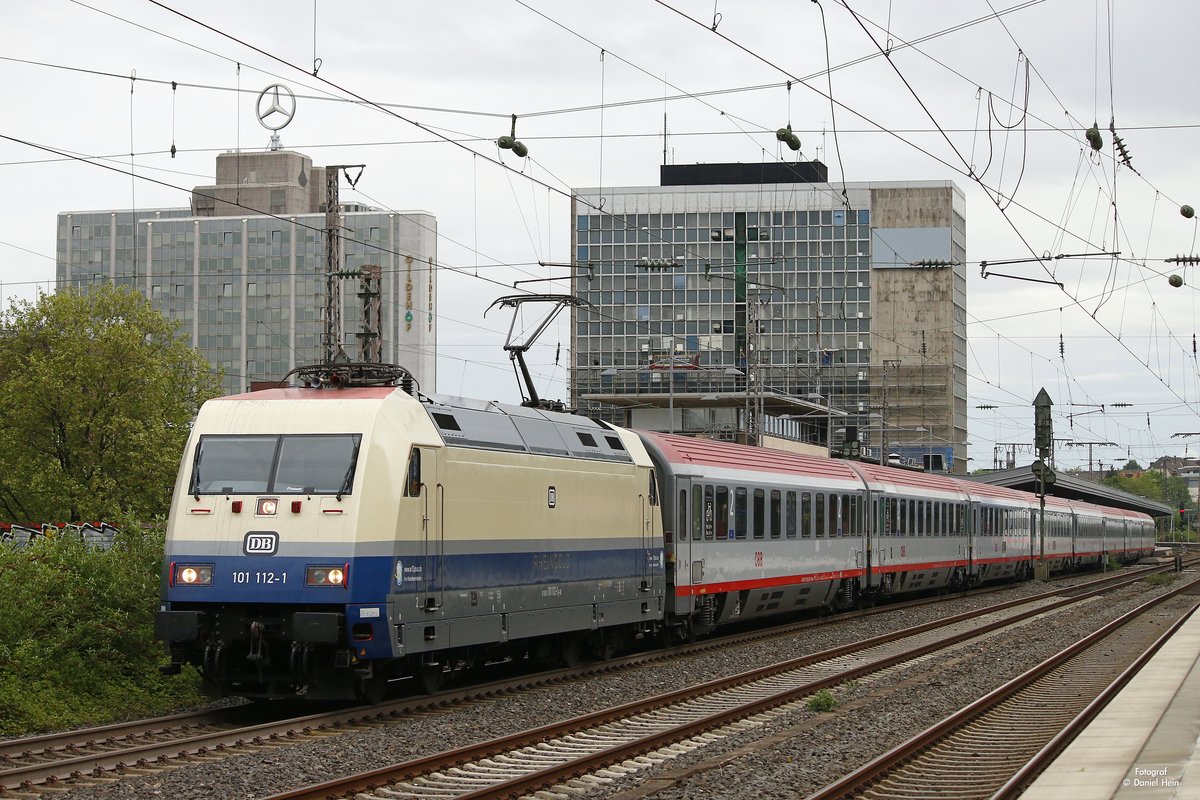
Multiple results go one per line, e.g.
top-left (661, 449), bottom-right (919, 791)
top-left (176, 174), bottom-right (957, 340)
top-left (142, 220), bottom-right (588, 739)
top-left (834, 579), bottom-right (860, 611)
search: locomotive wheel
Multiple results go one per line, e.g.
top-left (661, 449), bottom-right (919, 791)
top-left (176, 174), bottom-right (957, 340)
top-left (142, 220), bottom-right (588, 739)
top-left (416, 662), bottom-right (444, 694)
top-left (559, 635), bottom-right (582, 668)
top-left (591, 630), bottom-right (619, 661)
top-left (355, 671), bottom-right (387, 704)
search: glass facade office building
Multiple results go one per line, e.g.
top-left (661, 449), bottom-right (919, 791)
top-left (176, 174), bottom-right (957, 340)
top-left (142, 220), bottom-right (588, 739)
top-left (55, 151), bottom-right (437, 396)
top-left (570, 163), bottom-right (968, 471)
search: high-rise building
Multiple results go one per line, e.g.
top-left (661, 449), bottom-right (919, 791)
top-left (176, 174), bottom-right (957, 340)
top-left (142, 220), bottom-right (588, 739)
top-left (570, 162), bottom-right (967, 472)
top-left (56, 149), bottom-right (437, 395)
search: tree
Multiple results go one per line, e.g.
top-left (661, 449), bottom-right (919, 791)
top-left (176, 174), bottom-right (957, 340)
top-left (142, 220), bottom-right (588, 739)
top-left (0, 286), bottom-right (222, 522)
top-left (1120, 458), bottom-right (1143, 471)
top-left (1103, 469), bottom-right (1194, 531)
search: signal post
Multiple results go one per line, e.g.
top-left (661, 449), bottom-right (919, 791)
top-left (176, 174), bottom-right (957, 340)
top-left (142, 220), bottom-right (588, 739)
top-left (1032, 388), bottom-right (1054, 580)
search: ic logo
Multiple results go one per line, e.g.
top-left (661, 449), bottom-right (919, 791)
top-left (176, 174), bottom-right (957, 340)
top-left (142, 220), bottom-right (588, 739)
top-left (244, 531), bottom-right (278, 556)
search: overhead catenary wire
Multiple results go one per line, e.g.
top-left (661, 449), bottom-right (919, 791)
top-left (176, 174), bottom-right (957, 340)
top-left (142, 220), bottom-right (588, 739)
top-left (7, 3), bottom-right (1190, 462)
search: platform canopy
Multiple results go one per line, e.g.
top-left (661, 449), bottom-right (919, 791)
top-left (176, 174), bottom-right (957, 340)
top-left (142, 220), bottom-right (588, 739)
top-left (967, 465), bottom-right (1174, 518)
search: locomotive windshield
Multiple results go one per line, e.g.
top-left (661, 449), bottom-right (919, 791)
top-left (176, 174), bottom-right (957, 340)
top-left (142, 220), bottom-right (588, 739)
top-left (190, 434), bottom-right (362, 495)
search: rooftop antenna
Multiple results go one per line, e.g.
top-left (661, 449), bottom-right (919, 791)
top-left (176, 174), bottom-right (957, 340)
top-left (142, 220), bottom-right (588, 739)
top-left (485, 294), bottom-right (593, 411)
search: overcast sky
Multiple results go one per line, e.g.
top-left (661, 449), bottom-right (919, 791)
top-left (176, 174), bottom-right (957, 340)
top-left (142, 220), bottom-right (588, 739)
top-left (2, 0), bottom-right (1198, 473)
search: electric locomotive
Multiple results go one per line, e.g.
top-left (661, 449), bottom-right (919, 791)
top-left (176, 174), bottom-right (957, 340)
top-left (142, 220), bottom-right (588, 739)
top-left (156, 364), bottom-right (665, 700)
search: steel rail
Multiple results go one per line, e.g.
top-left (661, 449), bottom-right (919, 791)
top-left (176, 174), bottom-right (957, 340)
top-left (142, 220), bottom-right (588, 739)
top-left (804, 574), bottom-right (1200, 800)
top-left (258, 566), bottom-right (1172, 800)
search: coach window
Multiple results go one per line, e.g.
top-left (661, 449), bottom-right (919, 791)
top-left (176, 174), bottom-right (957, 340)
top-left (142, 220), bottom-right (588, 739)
top-left (678, 489), bottom-right (688, 541)
top-left (815, 493), bottom-right (826, 538)
top-left (715, 487), bottom-right (730, 539)
top-left (752, 489), bottom-right (765, 539)
top-left (403, 447), bottom-right (422, 497)
top-left (734, 488), bottom-right (748, 539)
top-left (924, 501), bottom-right (932, 536)
top-left (840, 494), bottom-right (851, 537)
top-left (770, 490), bottom-right (782, 539)
top-left (933, 503), bottom-right (940, 536)
top-left (694, 487), bottom-right (706, 540)
top-left (785, 491), bottom-right (797, 539)
top-left (801, 492), bottom-right (813, 538)
top-left (649, 470), bottom-right (659, 506)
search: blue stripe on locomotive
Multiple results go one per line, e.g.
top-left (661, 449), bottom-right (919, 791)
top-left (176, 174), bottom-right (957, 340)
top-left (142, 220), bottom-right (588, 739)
top-left (165, 546), bottom-right (664, 605)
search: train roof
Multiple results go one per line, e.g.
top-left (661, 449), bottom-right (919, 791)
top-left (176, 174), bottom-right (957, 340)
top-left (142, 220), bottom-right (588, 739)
top-left (636, 431), bottom-right (864, 484)
top-left (422, 394), bottom-right (637, 463)
top-left (215, 387), bottom-right (399, 401)
top-left (845, 459), bottom-right (970, 499)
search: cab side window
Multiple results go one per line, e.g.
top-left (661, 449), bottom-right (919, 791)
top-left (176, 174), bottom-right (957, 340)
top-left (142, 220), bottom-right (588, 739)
top-left (403, 447), bottom-right (422, 497)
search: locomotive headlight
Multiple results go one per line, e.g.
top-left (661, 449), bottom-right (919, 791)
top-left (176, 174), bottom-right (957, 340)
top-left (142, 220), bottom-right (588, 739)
top-left (174, 563), bottom-right (213, 586)
top-left (257, 498), bottom-right (279, 516)
top-left (306, 564), bottom-right (349, 588)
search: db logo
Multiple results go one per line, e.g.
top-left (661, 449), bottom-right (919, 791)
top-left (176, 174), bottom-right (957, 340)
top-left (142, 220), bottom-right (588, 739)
top-left (243, 531), bottom-right (279, 555)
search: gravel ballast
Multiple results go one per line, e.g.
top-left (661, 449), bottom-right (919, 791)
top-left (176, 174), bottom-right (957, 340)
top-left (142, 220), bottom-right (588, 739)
top-left (48, 570), bottom-right (1186, 800)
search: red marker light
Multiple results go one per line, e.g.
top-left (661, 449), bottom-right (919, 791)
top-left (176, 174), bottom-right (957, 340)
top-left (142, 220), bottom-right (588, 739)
top-left (232, 500), bottom-right (243, 513)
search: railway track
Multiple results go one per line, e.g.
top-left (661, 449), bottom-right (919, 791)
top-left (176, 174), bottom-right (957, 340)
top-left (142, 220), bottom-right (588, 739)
top-left (806, 574), bottom-right (1200, 800)
top-left (257, 566), bottom-right (1183, 800)
top-left (0, 561), bottom-right (1183, 797)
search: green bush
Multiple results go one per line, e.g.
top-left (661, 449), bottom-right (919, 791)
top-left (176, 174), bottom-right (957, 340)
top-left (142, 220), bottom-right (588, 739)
top-left (0, 525), bottom-right (203, 735)
top-left (1145, 572), bottom-right (1177, 587)
top-left (807, 688), bottom-right (838, 712)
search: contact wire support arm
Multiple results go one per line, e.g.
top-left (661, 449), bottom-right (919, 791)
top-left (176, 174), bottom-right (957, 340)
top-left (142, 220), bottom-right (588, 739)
top-left (485, 294), bottom-right (593, 409)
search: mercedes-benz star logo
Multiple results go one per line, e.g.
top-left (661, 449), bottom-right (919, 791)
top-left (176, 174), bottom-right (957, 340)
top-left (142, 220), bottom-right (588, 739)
top-left (256, 84), bottom-right (297, 131)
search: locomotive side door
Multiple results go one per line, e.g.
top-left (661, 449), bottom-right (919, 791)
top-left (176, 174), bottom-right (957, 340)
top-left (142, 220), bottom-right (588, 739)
top-left (639, 468), bottom-right (660, 591)
top-left (409, 446), bottom-right (442, 611)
